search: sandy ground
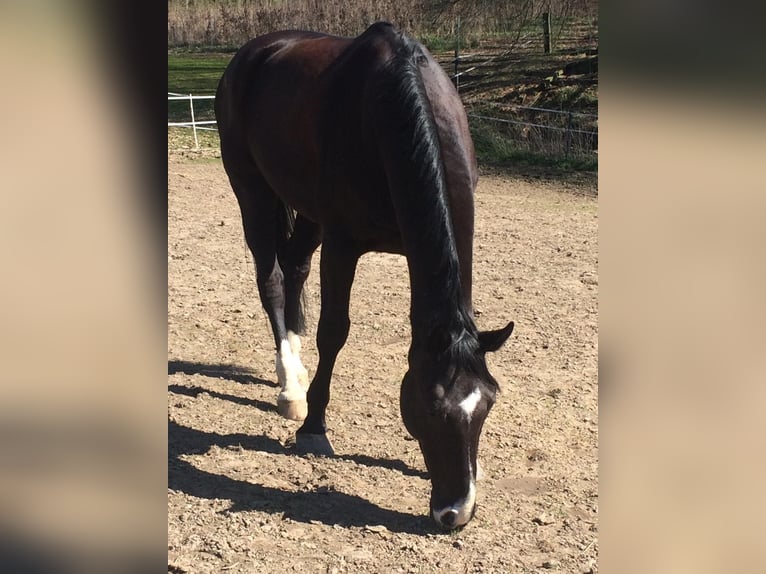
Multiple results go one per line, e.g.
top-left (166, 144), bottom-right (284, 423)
top-left (168, 154), bottom-right (598, 573)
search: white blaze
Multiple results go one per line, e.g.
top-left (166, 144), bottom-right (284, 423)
top-left (431, 389), bottom-right (484, 527)
top-left (458, 389), bottom-right (482, 422)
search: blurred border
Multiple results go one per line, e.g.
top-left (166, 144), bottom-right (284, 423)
top-left (2, 1), bottom-right (764, 572)
top-left (0, 1), bottom-right (167, 572)
top-left (602, 1), bottom-right (765, 572)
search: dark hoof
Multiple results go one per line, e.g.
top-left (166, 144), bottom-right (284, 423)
top-left (294, 433), bottom-right (335, 456)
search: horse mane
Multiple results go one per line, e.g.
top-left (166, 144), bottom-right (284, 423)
top-left (369, 25), bottom-right (493, 387)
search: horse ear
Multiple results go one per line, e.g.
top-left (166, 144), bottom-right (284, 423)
top-left (478, 321), bottom-right (514, 353)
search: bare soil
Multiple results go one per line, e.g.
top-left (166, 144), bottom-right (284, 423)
top-left (168, 154), bottom-right (598, 574)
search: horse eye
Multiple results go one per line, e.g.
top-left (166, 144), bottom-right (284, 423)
top-left (425, 401), bottom-right (447, 420)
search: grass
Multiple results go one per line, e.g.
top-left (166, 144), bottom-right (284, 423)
top-left (470, 119), bottom-right (597, 173)
top-left (168, 127), bottom-right (221, 153)
top-left (168, 52), bottom-right (232, 124)
top-left (543, 84), bottom-right (598, 109)
top-left (168, 52), bottom-right (232, 94)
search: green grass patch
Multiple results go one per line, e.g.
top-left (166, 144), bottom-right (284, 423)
top-left (168, 52), bottom-right (232, 123)
top-left (543, 85), bottom-right (598, 109)
top-left (419, 34), bottom-right (457, 53)
top-left (168, 52), bottom-right (232, 94)
top-left (470, 119), bottom-right (597, 173)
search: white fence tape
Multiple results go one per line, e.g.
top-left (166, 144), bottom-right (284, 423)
top-left (168, 92), bottom-right (596, 154)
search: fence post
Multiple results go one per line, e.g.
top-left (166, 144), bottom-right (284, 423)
top-left (564, 111), bottom-right (573, 157)
top-left (542, 12), bottom-right (551, 54)
top-left (454, 16), bottom-right (461, 92)
top-left (188, 94), bottom-right (199, 151)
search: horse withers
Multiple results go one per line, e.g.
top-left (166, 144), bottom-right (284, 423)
top-left (214, 21), bottom-right (514, 530)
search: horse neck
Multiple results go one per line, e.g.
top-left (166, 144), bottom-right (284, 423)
top-left (370, 47), bottom-right (475, 345)
top-left (400, 193), bottom-right (471, 345)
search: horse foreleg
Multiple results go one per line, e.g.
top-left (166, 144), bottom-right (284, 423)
top-left (295, 234), bottom-right (360, 456)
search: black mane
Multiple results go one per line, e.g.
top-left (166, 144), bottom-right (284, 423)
top-left (370, 27), bottom-right (488, 381)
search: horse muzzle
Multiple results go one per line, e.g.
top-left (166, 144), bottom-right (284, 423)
top-left (431, 480), bottom-right (476, 530)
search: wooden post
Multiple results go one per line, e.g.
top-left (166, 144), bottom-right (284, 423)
top-left (454, 16), bottom-right (461, 92)
top-left (564, 111), bottom-right (573, 157)
top-left (543, 12), bottom-right (551, 54)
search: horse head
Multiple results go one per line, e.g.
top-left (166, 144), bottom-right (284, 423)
top-left (400, 320), bottom-right (514, 530)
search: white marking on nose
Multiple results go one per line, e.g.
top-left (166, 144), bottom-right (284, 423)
top-left (458, 389), bottom-right (482, 422)
top-left (432, 479), bottom-right (477, 528)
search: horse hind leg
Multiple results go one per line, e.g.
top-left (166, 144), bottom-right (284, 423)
top-left (278, 214), bottom-right (322, 392)
top-left (274, 336), bottom-right (308, 420)
top-left (284, 331), bottom-right (309, 391)
top-left (227, 171), bottom-right (308, 421)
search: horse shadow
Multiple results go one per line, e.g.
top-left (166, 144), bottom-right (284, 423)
top-left (167, 360), bottom-right (427, 479)
top-left (168, 383), bottom-right (275, 414)
top-left (168, 360), bottom-right (278, 388)
top-left (168, 418), bottom-right (434, 535)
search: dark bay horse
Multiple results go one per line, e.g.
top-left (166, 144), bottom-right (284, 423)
top-left (215, 21), bottom-right (514, 530)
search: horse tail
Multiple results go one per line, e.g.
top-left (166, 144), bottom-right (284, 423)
top-left (275, 200), bottom-right (296, 261)
top-left (276, 202), bottom-right (310, 335)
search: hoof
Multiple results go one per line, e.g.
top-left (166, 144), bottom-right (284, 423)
top-left (294, 433), bottom-right (335, 456)
top-left (277, 397), bottom-right (308, 421)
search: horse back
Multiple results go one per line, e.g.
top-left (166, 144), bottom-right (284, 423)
top-left (216, 23), bottom-right (477, 265)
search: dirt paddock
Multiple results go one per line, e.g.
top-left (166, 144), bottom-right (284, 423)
top-left (168, 154), bottom-right (598, 573)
